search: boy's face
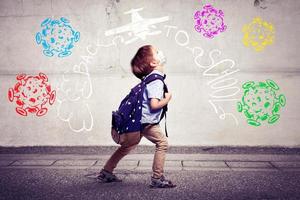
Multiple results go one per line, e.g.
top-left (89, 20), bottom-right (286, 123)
top-left (150, 47), bottom-right (166, 70)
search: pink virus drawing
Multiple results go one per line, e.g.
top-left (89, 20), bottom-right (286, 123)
top-left (194, 4), bottom-right (227, 38)
top-left (8, 73), bottom-right (56, 117)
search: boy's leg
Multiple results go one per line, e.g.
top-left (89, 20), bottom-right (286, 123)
top-left (103, 131), bottom-right (142, 173)
top-left (141, 124), bottom-right (168, 179)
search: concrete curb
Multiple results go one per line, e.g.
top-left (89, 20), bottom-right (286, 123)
top-left (1, 145), bottom-right (300, 154)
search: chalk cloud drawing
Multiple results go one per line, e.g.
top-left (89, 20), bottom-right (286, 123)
top-left (36, 17), bottom-right (80, 57)
top-left (56, 62), bottom-right (93, 133)
top-left (194, 4), bottom-right (227, 39)
top-left (164, 25), bottom-right (239, 125)
top-left (105, 7), bottom-right (169, 44)
top-left (242, 17), bottom-right (275, 52)
top-left (237, 80), bottom-right (286, 126)
top-left (8, 73), bottom-right (56, 117)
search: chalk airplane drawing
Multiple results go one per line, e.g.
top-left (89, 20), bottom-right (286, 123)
top-left (105, 8), bottom-right (169, 44)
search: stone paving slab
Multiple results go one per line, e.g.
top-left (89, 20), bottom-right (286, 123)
top-left (231, 168), bottom-right (279, 172)
top-left (94, 160), bottom-right (105, 166)
top-left (95, 160), bottom-right (138, 167)
top-left (53, 159), bottom-right (97, 166)
top-left (11, 159), bottom-right (55, 166)
top-left (117, 160), bottom-right (139, 167)
top-left (281, 168), bottom-right (300, 172)
top-left (95, 160), bottom-right (139, 170)
top-left (182, 167), bottom-right (231, 171)
top-left (226, 161), bottom-right (273, 168)
top-left (0, 160), bottom-right (15, 166)
top-left (271, 161), bottom-right (300, 168)
top-left (183, 161), bottom-right (227, 168)
top-left (137, 160), bottom-right (182, 170)
top-left (1, 165), bottom-right (93, 169)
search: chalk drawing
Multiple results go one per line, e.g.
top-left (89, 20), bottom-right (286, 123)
top-left (55, 9), bottom-right (169, 132)
top-left (56, 99), bottom-right (93, 133)
top-left (194, 4), bottom-right (227, 38)
top-left (56, 59), bottom-right (94, 132)
top-left (105, 8), bottom-right (169, 44)
top-left (91, 8), bottom-right (171, 73)
top-left (242, 17), bottom-right (275, 52)
top-left (56, 33), bottom-right (127, 133)
top-left (56, 34), bottom-right (129, 132)
top-left (164, 25), bottom-right (239, 125)
top-left (36, 17), bottom-right (80, 57)
top-left (8, 73), bottom-right (56, 117)
top-left (202, 49), bottom-right (240, 125)
top-left (237, 80), bottom-right (286, 126)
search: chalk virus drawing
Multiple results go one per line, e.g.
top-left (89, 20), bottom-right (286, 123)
top-left (105, 8), bottom-right (169, 44)
top-left (36, 17), bottom-right (80, 57)
top-left (194, 4), bottom-right (227, 39)
top-left (237, 80), bottom-right (286, 126)
top-left (8, 73), bottom-right (56, 117)
top-left (242, 17), bottom-right (274, 52)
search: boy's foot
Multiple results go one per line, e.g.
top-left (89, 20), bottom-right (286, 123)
top-left (150, 175), bottom-right (176, 188)
top-left (97, 169), bottom-right (122, 183)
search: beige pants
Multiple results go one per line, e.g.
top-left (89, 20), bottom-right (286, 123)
top-left (103, 124), bottom-right (168, 178)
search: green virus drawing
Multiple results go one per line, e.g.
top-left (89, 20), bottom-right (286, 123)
top-left (237, 80), bottom-right (286, 126)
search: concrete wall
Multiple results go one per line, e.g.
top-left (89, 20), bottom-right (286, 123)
top-left (0, 0), bottom-right (299, 147)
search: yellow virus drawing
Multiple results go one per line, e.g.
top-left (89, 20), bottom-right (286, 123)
top-left (242, 17), bottom-right (275, 52)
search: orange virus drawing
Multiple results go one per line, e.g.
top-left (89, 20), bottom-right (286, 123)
top-left (8, 73), bottom-right (56, 117)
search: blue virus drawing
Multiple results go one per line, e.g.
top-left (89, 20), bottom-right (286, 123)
top-left (35, 17), bottom-right (80, 58)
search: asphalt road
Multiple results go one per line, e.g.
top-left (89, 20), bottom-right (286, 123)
top-left (1, 168), bottom-right (300, 200)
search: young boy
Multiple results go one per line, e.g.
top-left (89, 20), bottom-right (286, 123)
top-left (98, 45), bottom-right (176, 188)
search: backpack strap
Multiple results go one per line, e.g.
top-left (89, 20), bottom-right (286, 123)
top-left (142, 73), bottom-right (169, 137)
top-left (143, 73), bottom-right (168, 94)
top-left (143, 73), bottom-right (166, 84)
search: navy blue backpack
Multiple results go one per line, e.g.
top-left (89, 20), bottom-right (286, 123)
top-left (111, 73), bottom-right (168, 144)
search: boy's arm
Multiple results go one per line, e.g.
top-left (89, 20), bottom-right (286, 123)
top-left (147, 80), bottom-right (172, 111)
top-left (150, 92), bottom-right (172, 111)
top-left (150, 98), bottom-right (168, 111)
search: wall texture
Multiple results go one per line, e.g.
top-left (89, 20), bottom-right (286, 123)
top-left (0, 0), bottom-right (299, 147)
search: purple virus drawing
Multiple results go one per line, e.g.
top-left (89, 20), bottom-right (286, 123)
top-left (194, 4), bottom-right (227, 39)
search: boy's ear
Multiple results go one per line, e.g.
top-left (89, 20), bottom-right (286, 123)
top-left (150, 60), bottom-right (159, 67)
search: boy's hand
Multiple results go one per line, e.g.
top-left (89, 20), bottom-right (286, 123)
top-left (164, 92), bottom-right (172, 102)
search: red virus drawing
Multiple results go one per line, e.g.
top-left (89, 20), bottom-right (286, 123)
top-left (8, 73), bottom-right (56, 117)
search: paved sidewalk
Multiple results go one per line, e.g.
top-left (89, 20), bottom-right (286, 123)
top-left (1, 153), bottom-right (300, 171)
top-left (1, 153), bottom-right (300, 200)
